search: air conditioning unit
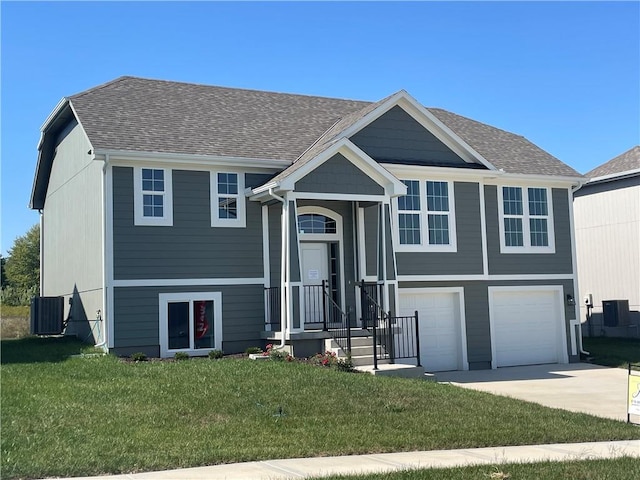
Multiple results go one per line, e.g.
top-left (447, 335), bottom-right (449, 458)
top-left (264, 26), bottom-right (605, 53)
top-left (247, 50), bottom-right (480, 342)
top-left (30, 296), bottom-right (65, 335)
top-left (602, 299), bottom-right (630, 327)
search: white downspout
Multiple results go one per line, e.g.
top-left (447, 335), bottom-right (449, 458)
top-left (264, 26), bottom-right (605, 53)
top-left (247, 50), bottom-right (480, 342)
top-left (571, 180), bottom-right (589, 356)
top-left (95, 153), bottom-right (109, 348)
top-left (267, 188), bottom-right (287, 349)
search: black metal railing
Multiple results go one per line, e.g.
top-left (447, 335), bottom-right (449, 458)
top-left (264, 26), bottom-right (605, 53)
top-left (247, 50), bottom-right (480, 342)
top-left (264, 282), bottom-right (350, 344)
top-left (264, 286), bottom-right (281, 331)
top-left (303, 284), bottom-right (326, 325)
top-left (323, 279), bottom-right (351, 354)
top-left (359, 281), bottom-right (381, 329)
top-left (359, 280), bottom-right (420, 370)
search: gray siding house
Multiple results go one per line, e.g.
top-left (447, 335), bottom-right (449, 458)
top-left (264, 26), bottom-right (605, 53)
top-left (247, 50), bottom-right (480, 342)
top-left (31, 76), bottom-right (584, 371)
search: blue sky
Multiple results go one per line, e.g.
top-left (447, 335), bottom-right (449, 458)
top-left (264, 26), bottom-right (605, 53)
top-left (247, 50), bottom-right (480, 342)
top-left (1, 1), bottom-right (639, 256)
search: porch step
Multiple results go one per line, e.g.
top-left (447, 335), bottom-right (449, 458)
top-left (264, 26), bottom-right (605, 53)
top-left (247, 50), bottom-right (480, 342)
top-left (328, 336), bottom-right (373, 349)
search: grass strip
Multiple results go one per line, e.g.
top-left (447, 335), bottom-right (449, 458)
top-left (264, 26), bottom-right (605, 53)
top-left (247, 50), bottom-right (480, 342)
top-left (582, 337), bottom-right (640, 368)
top-left (313, 457), bottom-right (640, 480)
top-left (2, 337), bottom-right (639, 479)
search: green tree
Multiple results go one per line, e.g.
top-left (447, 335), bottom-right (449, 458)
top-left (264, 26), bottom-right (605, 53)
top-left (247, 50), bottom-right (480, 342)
top-left (4, 224), bottom-right (40, 300)
top-left (1, 255), bottom-right (7, 287)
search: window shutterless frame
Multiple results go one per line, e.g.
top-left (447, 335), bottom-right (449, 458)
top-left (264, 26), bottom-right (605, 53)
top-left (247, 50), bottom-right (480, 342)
top-left (497, 185), bottom-right (555, 254)
top-left (394, 179), bottom-right (457, 252)
top-left (210, 171), bottom-right (246, 227)
top-left (133, 167), bottom-right (173, 226)
top-left (159, 292), bottom-right (223, 357)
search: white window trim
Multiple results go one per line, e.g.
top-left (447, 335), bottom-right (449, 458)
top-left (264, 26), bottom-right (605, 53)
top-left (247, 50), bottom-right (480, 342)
top-left (159, 291), bottom-right (223, 358)
top-left (393, 179), bottom-right (457, 252)
top-left (210, 171), bottom-right (246, 228)
top-left (133, 167), bottom-right (173, 226)
top-left (497, 185), bottom-right (555, 254)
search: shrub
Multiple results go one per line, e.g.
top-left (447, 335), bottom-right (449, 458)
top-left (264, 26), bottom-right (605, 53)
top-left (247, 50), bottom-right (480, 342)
top-left (309, 350), bottom-right (338, 367)
top-left (174, 352), bottom-right (189, 361)
top-left (245, 346), bottom-right (262, 355)
top-left (263, 343), bottom-right (292, 362)
top-left (335, 357), bottom-right (355, 372)
top-left (130, 352), bottom-right (147, 362)
top-left (208, 349), bottom-right (223, 359)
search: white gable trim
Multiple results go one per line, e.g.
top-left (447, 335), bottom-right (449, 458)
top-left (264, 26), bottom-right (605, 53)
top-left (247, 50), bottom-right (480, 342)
top-left (276, 138), bottom-right (407, 197)
top-left (339, 90), bottom-right (497, 171)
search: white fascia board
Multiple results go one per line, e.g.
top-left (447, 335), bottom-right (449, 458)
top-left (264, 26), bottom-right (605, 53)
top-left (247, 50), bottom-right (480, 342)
top-left (93, 149), bottom-right (291, 170)
top-left (382, 163), bottom-right (504, 181)
top-left (486, 172), bottom-right (584, 187)
top-left (251, 181), bottom-right (281, 196)
top-left (587, 168), bottom-right (640, 184)
top-left (39, 97), bottom-right (69, 133)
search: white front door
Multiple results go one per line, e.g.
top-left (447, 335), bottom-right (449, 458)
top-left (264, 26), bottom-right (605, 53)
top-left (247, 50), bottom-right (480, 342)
top-left (399, 290), bottom-right (465, 372)
top-left (301, 243), bottom-right (328, 324)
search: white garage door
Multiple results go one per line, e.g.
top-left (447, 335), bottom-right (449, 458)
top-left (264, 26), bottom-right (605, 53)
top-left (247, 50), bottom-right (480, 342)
top-left (491, 288), bottom-right (564, 368)
top-left (399, 290), bottom-right (464, 372)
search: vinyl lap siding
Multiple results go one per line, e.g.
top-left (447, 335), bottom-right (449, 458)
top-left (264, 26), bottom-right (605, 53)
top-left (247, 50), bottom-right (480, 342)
top-left (396, 182), bottom-right (484, 276)
top-left (113, 284), bottom-right (265, 355)
top-left (294, 154), bottom-right (384, 195)
top-left (485, 186), bottom-right (573, 275)
top-left (350, 105), bottom-right (467, 166)
top-left (112, 167), bottom-right (264, 279)
top-left (42, 121), bottom-right (103, 341)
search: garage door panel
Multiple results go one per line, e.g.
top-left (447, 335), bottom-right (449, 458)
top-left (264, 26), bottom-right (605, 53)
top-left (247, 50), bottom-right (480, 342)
top-left (400, 291), bottom-right (463, 372)
top-left (491, 289), bottom-right (562, 368)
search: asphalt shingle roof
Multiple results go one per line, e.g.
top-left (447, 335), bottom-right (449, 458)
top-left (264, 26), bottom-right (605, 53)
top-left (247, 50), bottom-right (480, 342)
top-left (67, 76), bottom-right (580, 177)
top-left (70, 77), bottom-right (368, 161)
top-left (585, 146), bottom-right (640, 179)
top-left (427, 109), bottom-right (580, 177)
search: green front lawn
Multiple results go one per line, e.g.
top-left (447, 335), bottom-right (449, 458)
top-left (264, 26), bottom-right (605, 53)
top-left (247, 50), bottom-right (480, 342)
top-left (314, 457), bottom-right (640, 480)
top-left (583, 337), bottom-right (640, 368)
top-left (2, 337), bottom-right (639, 479)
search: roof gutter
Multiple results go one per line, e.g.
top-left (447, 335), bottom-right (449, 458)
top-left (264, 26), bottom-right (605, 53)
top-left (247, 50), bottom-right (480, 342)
top-left (586, 168), bottom-right (640, 185)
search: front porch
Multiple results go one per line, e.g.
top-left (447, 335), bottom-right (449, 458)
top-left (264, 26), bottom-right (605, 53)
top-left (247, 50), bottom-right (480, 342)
top-left (262, 282), bottom-right (424, 376)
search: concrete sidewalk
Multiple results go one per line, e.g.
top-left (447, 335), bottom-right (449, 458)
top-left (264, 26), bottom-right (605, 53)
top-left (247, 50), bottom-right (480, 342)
top-left (44, 440), bottom-right (640, 480)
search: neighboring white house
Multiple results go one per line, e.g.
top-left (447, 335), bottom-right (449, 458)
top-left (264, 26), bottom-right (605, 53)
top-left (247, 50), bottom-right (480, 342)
top-left (574, 146), bottom-right (640, 337)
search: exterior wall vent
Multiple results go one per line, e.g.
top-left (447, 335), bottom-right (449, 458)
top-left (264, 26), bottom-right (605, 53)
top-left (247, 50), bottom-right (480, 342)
top-left (602, 299), bottom-right (630, 327)
top-left (30, 296), bottom-right (65, 335)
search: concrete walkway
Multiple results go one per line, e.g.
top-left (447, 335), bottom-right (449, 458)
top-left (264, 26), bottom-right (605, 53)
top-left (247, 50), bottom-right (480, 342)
top-left (43, 440), bottom-right (640, 480)
top-left (436, 363), bottom-right (633, 421)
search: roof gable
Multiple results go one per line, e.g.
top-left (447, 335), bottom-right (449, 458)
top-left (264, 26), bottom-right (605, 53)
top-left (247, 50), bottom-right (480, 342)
top-left (257, 137), bottom-right (407, 197)
top-left (350, 105), bottom-right (473, 167)
top-left (32, 76), bottom-right (585, 210)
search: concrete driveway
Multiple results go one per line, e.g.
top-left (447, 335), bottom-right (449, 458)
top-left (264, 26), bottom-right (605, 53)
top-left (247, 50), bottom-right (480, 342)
top-left (436, 363), bottom-right (635, 422)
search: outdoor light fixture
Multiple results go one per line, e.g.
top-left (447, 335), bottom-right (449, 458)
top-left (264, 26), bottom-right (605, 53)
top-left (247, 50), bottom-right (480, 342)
top-left (566, 294), bottom-right (575, 307)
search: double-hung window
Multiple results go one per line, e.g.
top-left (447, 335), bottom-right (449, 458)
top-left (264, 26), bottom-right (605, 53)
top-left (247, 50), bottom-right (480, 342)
top-left (211, 172), bottom-right (246, 227)
top-left (499, 186), bottom-right (554, 253)
top-left (398, 180), bottom-right (421, 245)
top-left (396, 179), bottom-right (456, 251)
top-left (133, 167), bottom-right (173, 226)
